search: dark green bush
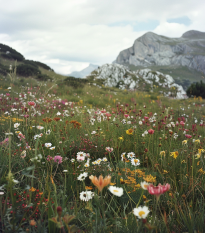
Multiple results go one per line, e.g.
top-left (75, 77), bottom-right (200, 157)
top-left (0, 43), bottom-right (24, 61)
top-left (36, 74), bottom-right (52, 81)
top-left (16, 64), bottom-right (41, 77)
top-left (58, 76), bottom-right (88, 88)
top-left (186, 80), bottom-right (205, 98)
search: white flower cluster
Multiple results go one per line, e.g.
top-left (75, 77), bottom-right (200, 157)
top-left (92, 157), bottom-right (108, 165)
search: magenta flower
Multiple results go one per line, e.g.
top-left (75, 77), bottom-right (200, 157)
top-left (147, 183), bottom-right (170, 201)
top-left (54, 155), bottom-right (63, 164)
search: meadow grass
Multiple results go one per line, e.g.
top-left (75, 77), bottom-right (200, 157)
top-left (0, 70), bottom-right (205, 233)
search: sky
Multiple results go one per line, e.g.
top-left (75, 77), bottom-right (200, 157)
top-left (0, 0), bottom-right (205, 75)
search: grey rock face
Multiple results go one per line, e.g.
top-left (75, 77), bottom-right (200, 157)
top-left (115, 30), bottom-right (205, 75)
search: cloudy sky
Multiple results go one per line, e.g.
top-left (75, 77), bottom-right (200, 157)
top-left (0, 0), bottom-right (205, 74)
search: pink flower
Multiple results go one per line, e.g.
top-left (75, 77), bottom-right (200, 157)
top-left (47, 155), bottom-right (53, 161)
top-left (185, 134), bottom-right (192, 139)
top-left (147, 183), bottom-right (170, 201)
top-left (180, 121), bottom-right (185, 127)
top-left (148, 129), bottom-right (154, 134)
top-left (24, 114), bottom-right (29, 118)
top-left (106, 113), bottom-right (112, 117)
top-left (54, 155), bottom-right (63, 164)
top-left (124, 114), bottom-right (129, 118)
top-left (28, 101), bottom-right (36, 107)
top-left (6, 93), bottom-right (10, 96)
top-left (105, 147), bottom-right (113, 153)
top-left (0, 138), bottom-right (9, 146)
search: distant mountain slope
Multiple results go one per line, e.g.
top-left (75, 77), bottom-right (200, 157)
top-left (69, 64), bottom-right (99, 78)
top-left (86, 63), bottom-right (186, 99)
top-left (0, 43), bottom-right (66, 81)
top-left (115, 30), bottom-right (205, 75)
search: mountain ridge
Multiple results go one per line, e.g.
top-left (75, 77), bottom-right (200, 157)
top-left (115, 30), bottom-right (205, 75)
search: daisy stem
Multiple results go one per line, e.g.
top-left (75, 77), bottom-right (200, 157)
top-left (136, 190), bottom-right (144, 208)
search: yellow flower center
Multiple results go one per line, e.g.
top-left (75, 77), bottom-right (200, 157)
top-left (138, 211), bottom-right (145, 217)
top-left (113, 190), bottom-right (119, 192)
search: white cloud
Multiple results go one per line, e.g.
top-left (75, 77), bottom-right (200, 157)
top-left (0, 0), bottom-right (204, 74)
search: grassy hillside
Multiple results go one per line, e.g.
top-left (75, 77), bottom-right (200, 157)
top-left (0, 43), bottom-right (66, 82)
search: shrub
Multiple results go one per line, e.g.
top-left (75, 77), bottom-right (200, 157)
top-left (58, 76), bottom-right (88, 88)
top-left (36, 74), bottom-right (52, 81)
top-left (16, 64), bottom-right (41, 77)
top-left (186, 80), bottom-right (205, 98)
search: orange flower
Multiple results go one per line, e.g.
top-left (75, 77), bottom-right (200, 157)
top-left (89, 175), bottom-right (111, 192)
top-left (53, 117), bottom-right (61, 121)
top-left (30, 219), bottom-right (36, 226)
top-left (42, 117), bottom-right (52, 123)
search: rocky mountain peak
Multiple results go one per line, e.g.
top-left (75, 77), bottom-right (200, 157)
top-left (115, 30), bottom-right (205, 75)
top-left (182, 30), bottom-right (205, 39)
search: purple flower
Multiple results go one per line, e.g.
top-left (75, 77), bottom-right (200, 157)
top-left (54, 155), bottom-right (63, 164)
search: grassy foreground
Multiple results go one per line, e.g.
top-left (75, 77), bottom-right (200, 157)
top-left (0, 69), bottom-right (205, 233)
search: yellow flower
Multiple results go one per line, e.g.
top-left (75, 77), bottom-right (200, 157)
top-left (194, 139), bottom-right (200, 144)
top-left (160, 151), bottom-right (165, 157)
top-left (195, 153), bottom-right (201, 159)
top-left (198, 149), bottom-right (205, 154)
top-left (126, 129), bottom-right (134, 135)
top-left (118, 136), bottom-right (124, 141)
top-left (110, 183), bottom-right (116, 186)
top-left (143, 174), bottom-right (156, 183)
top-left (182, 140), bottom-right (187, 145)
top-left (181, 160), bottom-right (186, 164)
top-left (170, 151), bottom-right (178, 159)
top-left (163, 170), bottom-right (168, 174)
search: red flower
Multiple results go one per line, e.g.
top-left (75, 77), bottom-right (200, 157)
top-left (185, 134), bottom-right (192, 139)
top-left (28, 101), bottom-right (36, 107)
top-left (147, 183), bottom-right (170, 201)
top-left (148, 129), bottom-right (154, 134)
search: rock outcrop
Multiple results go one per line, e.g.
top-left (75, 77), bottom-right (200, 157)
top-left (87, 63), bottom-right (186, 99)
top-left (115, 30), bottom-right (205, 75)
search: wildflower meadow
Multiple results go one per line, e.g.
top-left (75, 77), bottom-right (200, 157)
top-left (0, 67), bottom-right (205, 233)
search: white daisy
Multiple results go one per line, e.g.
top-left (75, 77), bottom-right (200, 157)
top-left (37, 126), bottom-right (44, 130)
top-left (50, 146), bottom-right (55, 150)
top-left (140, 181), bottom-right (151, 190)
top-left (79, 191), bottom-right (94, 201)
top-left (14, 123), bottom-right (20, 128)
top-left (131, 158), bottom-right (140, 166)
top-left (45, 143), bottom-right (52, 148)
top-left (102, 157), bottom-right (108, 162)
top-left (108, 186), bottom-right (123, 197)
top-left (127, 152), bottom-right (135, 159)
top-left (133, 206), bottom-right (150, 219)
top-left (77, 172), bottom-right (88, 181)
top-left (121, 152), bottom-right (126, 161)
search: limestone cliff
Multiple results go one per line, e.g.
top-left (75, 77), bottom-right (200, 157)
top-left (115, 30), bottom-right (205, 75)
